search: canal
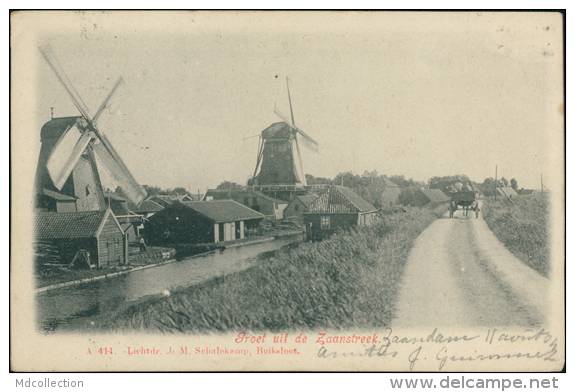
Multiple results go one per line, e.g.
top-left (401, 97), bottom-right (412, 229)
top-left (37, 237), bottom-right (301, 332)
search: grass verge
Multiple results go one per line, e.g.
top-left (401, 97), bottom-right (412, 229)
top-left (102, 206), bottom-right (445, 333)
top-left (482, 193), bottom-right (550, 277)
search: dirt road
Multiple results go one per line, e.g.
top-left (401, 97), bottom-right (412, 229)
top-left (393, 209), bottom-right (549, 328)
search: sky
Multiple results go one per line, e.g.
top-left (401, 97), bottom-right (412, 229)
top-left (19, 11), bottom-right (563, 194)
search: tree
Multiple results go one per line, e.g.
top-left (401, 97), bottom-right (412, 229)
top-left (305, 174), bottom-right (331, 185)
top-left (399, 185), bottom-right (421, 206)
top-left (500, 177), bottom-right (509, 187)
top-left (429, 174), bottom-right (471, 194)
top-left (170, 187), bottom-right (191, 197)
top-left (114, 186), bottom-right (129, 199)
top-left (142, 185), bottom-right (162, 196)
top-left (216, 181), bottom-right (242, 191)
top-left (481, 177), bottom-right (497, 197)
top-left (510, 178), bottom-right (518, 191)
top-left (388, 175), bottom-right (425, 189)
top-left (362, 169), bottom-right (379, 179)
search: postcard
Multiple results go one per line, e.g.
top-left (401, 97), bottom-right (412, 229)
top-left (10, 10), bottom-right (564, 372)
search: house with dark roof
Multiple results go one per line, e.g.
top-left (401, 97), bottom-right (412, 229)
top-left (35, 188), bottom-right (78, 212)
top-left (412, 188), bottom-right (450, 207)
top-left (236, 190), bottom-right (288, 220)
top-left (145, 200), bottom-right (264, 245)
top-left (34, 209), bottom-right (127, 268)
top-left (203, 188), bottom-right (288, 220)
top-left (365, 177), bottom-right (402, 209)
top-left (303, 186), bottom-right (378, 241)
top-left (283, 194), bottom-right (318, 223)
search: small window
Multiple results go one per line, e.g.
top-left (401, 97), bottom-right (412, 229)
top-left (85, 185), bottom-right (91, 196)
top-left (321, 216), bottom-right (330, 229)
top-left (295, 204), bottom-right (299, 212)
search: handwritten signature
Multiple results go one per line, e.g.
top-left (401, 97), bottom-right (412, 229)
top-left (316, 327), bottom-right (559, 370)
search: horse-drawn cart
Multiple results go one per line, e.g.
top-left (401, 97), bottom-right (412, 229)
top-left (449, 190), bottom-right (479, 218)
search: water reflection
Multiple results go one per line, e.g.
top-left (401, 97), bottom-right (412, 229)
top-left (37, 237), bottom-right (300, 332)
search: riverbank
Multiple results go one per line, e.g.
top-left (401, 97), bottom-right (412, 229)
top-left (35, 232), bottom-right (303, 293)
top-left (100, 205), bottom-right (445, 333)
top-left (482, 193), bottom-right (550, 277)
top-left (35, 246), bottom-right (176, 289)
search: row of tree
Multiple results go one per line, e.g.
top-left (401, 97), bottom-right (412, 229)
top-left (130, 171), bottom-right (520, 208)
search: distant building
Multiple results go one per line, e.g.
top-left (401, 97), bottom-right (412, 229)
top-left (145, 200), bottom-right (264, 245)
top-left (283, 194), bottom-right (318, 223)
top-left (497, 187), bottom-right (519, 198)
top-left (517, 188), bottom-right (535, 196)
top-left (238, 191), bottom-right (288, 220)
top-left (303, 186), bottom-right (378, 241)
top-left (412, 189), bottom-right (450, 207)
top-left (34, 209), bottom-right (127, 268)
top-left (365, 177), bottom-right (402, 209)
top-left (203, 188), bottom-right (288, 220)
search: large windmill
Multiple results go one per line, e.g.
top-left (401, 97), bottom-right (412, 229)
top-left (34, 44), bottom-right (147, 212)
top-left (251, 77), bottom-right (319, 189)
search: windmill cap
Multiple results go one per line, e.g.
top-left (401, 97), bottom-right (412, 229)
top-left (261, 122), bottom-right (294, 139)
top-left (40, 116), bottom-right (83, 142)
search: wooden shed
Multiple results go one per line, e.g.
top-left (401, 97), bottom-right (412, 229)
top-left (145, 200), bottom-right (264, 245)
top-left (303, 186), bottom-right (378, 241)
top-left (283, 194), bottom-right (318, 223)
top-left (34, 209), bottom-right (127, 268)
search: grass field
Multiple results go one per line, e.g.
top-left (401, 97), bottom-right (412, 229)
top-left (103, 206), bottom-right (445, 333)
top-left (482, 193), bottom-right (550, 277)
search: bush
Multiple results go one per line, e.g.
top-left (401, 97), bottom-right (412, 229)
top-left (482, 194), bottom-right (550, 277)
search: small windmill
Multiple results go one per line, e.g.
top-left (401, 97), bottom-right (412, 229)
top-left (34, 44), bottom-right (146, 211)
top-left (251, 77), bottom-right (319, 187)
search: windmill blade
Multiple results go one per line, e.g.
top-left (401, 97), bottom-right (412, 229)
top-left (46, 126), bottom-right (94, 190)
top-left (274, 105), bottom-right (319, 152)
top-left (294, 128), bottom-right (318, 152)
top-left (39, 44), bottom-right (92, 120)
top-left (274, 105), bottom-right (296, 129)
top-left (93, 77), bottom-right (125, 125)
top-left (243, 133), bottom-right (261, 140)
top-left (92, 133), bottom-right (147, 205)
top-left (286, 76), bottom-right (296, 127)
top-left (293, 135), bottom-right (307, 186)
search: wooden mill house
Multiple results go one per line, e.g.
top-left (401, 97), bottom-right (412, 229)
top-left (303, 186), bottom-right (378, 241)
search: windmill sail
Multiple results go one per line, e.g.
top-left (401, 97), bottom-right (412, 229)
top-left (273, 106), bottom-right (319, 152)
top-left (39, 43), bottom-right (147, 206)
top-left (39, 44), bottom-right (93, 120)
top-left (45, 124), bottom-right (92, 190)
top-left (92, 140), bottom-right (146, 205)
